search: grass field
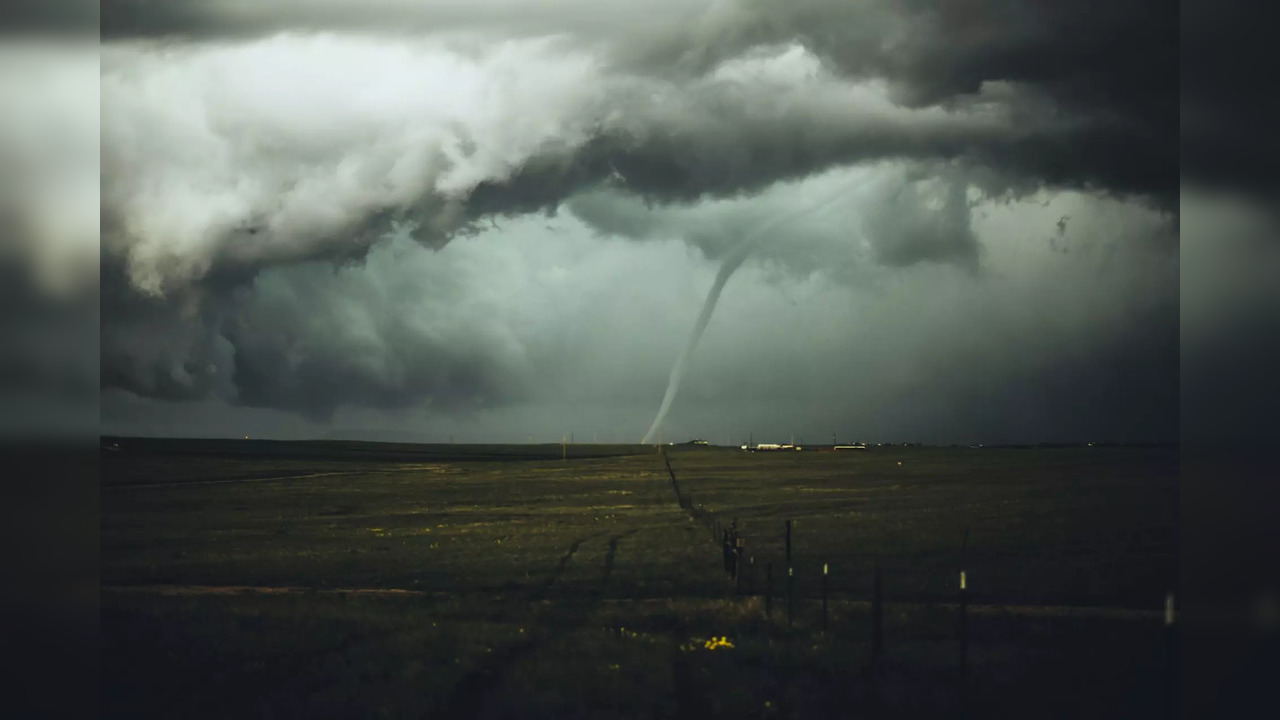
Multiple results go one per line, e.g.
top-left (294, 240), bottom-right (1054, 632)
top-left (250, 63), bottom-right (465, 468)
top-left (102, 440), bottom-right (1178, 718)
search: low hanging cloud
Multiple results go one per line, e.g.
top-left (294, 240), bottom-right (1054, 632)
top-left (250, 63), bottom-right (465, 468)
top-left (103, 217), bottom-right (691, 421)
top-left (568, 161), bottom-right (980, 273)
top-left (98, 187), bottom-right (1179, 442)
top-left (85, 1), bottom-right (1190, 440)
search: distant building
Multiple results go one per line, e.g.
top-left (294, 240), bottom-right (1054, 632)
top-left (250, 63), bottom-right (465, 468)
top-left (741, 442), bottom-right (801, 452)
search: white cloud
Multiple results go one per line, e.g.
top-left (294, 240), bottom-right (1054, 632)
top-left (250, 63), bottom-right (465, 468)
top-left (103, 34), bottom-right (609, 293)
top-left (101, 29), bottom-right (1025, 295)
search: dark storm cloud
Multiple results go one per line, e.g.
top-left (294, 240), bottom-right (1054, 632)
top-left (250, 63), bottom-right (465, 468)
top-left (611, 0), bottom-right (1176, 204)
top-left (101, 34), bottom-right (1025, 295)
top-left (98, 257), bottom-right (232, 405)
top-left (100, 243), bottom-right (537, 420)
top-left (99, 195), bottom-right (1179, 445)
top-left (91, 2), bottom-right (1188, 439)
top-left (97, 0), bottom-right (1182, 303)
top-left (861, 167), bottom-right (979, 269)
top-left (101, 0), bottom-right (1178, 208)
top-left (222, 264), bottom-right (533, 420)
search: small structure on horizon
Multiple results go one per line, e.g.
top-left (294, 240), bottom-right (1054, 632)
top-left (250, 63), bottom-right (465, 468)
top-left (741, 442), bottom-right (801, 452)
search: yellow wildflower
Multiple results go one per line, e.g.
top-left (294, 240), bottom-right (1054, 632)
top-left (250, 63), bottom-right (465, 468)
top-left (702, 635), bottom-right (734, 650)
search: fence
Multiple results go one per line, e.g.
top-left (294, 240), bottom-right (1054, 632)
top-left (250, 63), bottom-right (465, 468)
top-left (658, 449), bottom-right (1178, 711)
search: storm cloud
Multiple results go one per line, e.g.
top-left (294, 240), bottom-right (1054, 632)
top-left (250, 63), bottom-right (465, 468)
top-left (85, 1), bottom-right (1192, 442)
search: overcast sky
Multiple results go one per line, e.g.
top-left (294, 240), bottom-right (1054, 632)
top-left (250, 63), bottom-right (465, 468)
top-left (86, 0), bottom-right (1192, 444)
top-left (13, 0), bottom-right (1266, 445)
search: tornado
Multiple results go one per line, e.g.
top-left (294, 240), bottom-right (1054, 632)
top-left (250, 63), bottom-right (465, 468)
top-left (641, 179), bottom-right (859, 444)
top-left (641, 253), bottom-right (746, 445)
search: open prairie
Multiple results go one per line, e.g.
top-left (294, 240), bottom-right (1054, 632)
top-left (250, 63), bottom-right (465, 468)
top-left (102, 440), bottom-right (1177, 719)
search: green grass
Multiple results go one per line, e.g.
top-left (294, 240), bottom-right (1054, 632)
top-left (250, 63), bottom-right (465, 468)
top-left (102, 442), bottom-right (1177, 718)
